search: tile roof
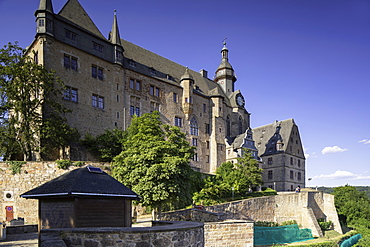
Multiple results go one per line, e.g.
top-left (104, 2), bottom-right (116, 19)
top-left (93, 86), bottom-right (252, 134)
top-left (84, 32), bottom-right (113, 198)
top-left (21, 166), bottom-right (139, 199)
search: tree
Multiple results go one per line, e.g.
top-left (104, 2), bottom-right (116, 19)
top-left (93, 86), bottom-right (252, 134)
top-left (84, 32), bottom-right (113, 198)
top-left (112, 111), bottom-right (196, 219)
top-left (193, 149), bottom-right (263, 205)
top-left (82, 128), bottom-right (126, 162)
top-left (0, 42), bottom-right (77, 160)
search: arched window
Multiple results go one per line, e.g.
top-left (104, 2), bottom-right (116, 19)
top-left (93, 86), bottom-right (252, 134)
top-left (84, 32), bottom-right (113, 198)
top-left (226, 115), bottom-right (231, 137)
top-left (190, 117), bottom-right (198, 136)
top-left (238, 116), bottom-right (243, 134)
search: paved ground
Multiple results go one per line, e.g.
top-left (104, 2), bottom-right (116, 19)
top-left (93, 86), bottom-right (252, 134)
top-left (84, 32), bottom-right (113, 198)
top-left (0, 232), bottom-right (38, 247)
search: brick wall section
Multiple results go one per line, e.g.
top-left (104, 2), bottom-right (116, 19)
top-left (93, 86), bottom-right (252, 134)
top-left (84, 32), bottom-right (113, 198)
top-left (40, 221), bottom-right (204, 247)
top-left (0, 161), bottom-right (110, 224)
top-left (204, 221), bottom-right (254, 247)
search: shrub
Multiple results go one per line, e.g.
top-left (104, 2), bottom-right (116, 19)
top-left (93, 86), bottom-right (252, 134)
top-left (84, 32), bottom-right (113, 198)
top-left (7, 161), bottom-right (26, 175)
top-left (56, 159), bottom-right (73, 169)
top-left (318, 218), bottom-right (333, 231)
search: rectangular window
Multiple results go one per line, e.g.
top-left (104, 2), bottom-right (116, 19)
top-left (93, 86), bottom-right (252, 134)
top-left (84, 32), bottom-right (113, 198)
top-left (155, 87), bottom-right (160, 97)
top-left (150, 85), bottom-right (160, 97)
top-left (290, 157), bottom-right (293, 165)
top-left (92, 65), bottom-right (97, 78)
top-left (175, 117), bottom-right (182, 127)
top-left (173, 93), bottom-right (178, 103)
top-left (130, 105), bottom-right (135, 116)
top-left (206, 155), bottom-right (209, 163)
top-left (64, 54), bottom-right (77, 71)
top-left (92, 94), bottom-right (104, 109)
top-left (150, 102), bottom-right (160, 112)
top-left (290, 170), bottom-right (294, 179)
top-left (92, 65), bottom-right (103, 80)
top-left (298, 159), bottom-right (301, 167)
top-left (135, 107), bottom-right (140, 116)
top-left (116, 112), bottom-right (120, 119)
top-left (205, 123), bottom-right (210, 134)
top-left (206, 141), bottom-right (210, 149)
top-left (93, 42), bottom-right (103, 52)
top-left (97, 67), bottom-right (103, 80)
top-left (298, 172), bottom-right (302, 181)
top-left (39, 19), bottom-right (45, 27)
top-left (65, 29), bottom-right (77, 41)
top-left (268, 170), bottom-right (273, 180)
top-left (268, 157), bottom-right (273, 165)
top-left (192, 153), bottom-right (199, 162)
top-left (192, 138), bottom-right (198, 147)
top-left (64, 86), bottom-right (78, 102)
top-left (130, 79), bottom-right (140, 91)
top-left (203, 103), bottom-right (207, 113)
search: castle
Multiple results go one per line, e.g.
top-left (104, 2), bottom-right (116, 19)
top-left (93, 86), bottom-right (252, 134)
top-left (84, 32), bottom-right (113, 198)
top-left (26, 0), bottom-right (305, 190)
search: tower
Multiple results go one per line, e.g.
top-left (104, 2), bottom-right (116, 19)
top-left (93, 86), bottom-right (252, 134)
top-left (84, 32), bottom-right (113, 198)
top-left (214, 42), bottom-right (237, 96)
top-left (109, 10), bottom-right (124, 65)
top-left (180, 67), bottom-right (194, 119)
top-left (35, 0), bottom-right (54, 36)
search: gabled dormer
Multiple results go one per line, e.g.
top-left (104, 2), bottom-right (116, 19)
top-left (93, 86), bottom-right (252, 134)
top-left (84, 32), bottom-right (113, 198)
top-left (35, 0), bottom-right (54, 36)
top-left (109, 10), bottom-right (124, 65)
top-left (214, 42), bottom-right (237, 97)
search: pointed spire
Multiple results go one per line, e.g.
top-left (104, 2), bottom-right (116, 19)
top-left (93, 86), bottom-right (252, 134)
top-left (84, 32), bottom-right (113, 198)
top-left (110, 10), bottom-right (122, 46)
top-left (180, 67), bottom-right (194, 81)
top-left (221, 39), bottom-right (229, 61)
top-left (35, 0), bottom-right (54, 15)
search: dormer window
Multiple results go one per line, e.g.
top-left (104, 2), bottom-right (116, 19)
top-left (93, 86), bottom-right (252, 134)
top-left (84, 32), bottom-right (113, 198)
top-left (129, 60), bottom-right (136, 67)
top-left (65, 29), bottom-right (77, 41)
top-left (150, 68), bottom-right (156, 75)
top-left (93, 42), bottom-right (103, 52)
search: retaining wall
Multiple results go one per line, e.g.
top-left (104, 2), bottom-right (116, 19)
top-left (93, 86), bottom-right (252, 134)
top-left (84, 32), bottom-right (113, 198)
top-left (40, 221), bottom-right (204, 247)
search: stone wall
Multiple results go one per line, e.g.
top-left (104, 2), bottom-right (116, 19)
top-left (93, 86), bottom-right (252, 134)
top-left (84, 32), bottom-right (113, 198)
top-left (40, 221), bottom-right (204, 247)
top-left (0, 161), bottom-right (110, 224)
top-left (204, 221), bottom-right (254, 247)
top-left (160, 208), bottom-right (222, 222)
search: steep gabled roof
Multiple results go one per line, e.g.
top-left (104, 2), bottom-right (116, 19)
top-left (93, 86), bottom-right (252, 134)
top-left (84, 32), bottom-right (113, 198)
top-left (58, 0), bottom-right (105, 39)
top-left (253, 119), bottom-right (304, 158)
top-left (21, 166), bottom-right (139, 199)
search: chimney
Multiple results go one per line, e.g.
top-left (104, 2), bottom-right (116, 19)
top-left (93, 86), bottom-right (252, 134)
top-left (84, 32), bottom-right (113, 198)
top-left (199, 69), bottom-right (208, 78)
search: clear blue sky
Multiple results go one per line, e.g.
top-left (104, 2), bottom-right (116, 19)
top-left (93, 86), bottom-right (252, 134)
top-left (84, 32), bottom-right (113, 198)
top-left (1, 0), bottom-right (369, 187)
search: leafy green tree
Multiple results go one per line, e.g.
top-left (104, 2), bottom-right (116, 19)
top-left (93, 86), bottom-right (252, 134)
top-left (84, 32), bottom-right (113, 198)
top-left (82, 128), bottom-right (126, 162)
top-left (332, 185), bottom-right (370, 246)
top-left (0, 42), bottom-right (76, 160)
top-left (112, 111), bottom-right (196, 219)
top-left (193, 149), bottom-right (263, 205)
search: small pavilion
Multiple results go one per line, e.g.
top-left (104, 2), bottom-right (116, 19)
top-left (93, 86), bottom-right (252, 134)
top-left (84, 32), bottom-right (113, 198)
top-left (21, 166), bottom-right (139, 229)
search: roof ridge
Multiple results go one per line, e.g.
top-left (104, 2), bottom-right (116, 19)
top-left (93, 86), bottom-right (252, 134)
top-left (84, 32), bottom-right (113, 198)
top-left (58, 0), bottom-right (105, 39)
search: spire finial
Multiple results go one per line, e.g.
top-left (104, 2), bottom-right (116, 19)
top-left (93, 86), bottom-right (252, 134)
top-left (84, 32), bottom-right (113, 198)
top-left (223, 37), bottom-right (227, 46)
top-left (114, 9), bottom-right (117, 15)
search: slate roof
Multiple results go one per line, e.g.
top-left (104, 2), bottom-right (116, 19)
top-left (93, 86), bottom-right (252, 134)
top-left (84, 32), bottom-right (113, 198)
top-left (21, 166), bottom-right (139, 199)
top-left (58, 0), bottom-right (105, 39)
top-left (120, 39), bottom-right (231, 105)
top-left (253, 119), bottom-right (303, 157)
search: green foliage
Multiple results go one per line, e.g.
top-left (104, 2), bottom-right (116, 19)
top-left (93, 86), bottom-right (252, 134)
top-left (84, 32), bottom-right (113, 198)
top-left (74, 161), bottom-right (85, 167)
top-left (317, 219), bottom-right (332, 231)
top-left (112, 112), bottom-right (197, 215)
top-left (255, 221), bottom-right (279, 227)
top-left (0, 42), bottom-right (76, 160)
top-left (332, 185), bottom-right (370, 246)
top-left (7, 161), bottom-right (26, 175)
top-left (281, 220), bottom-right (298, 226)
top-left (82, 128), bottom-right (126, 162)
top-left (56, 159), bottom-right (73, 170)
top-left (193, 150), bottom-right (264, 205)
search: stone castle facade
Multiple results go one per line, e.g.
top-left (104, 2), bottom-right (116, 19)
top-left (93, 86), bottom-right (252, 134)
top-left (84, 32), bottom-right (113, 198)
top-left (25, 0), bottom-right (305, 189)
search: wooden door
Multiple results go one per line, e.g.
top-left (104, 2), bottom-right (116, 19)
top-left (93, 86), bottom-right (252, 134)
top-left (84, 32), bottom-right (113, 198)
top-left (5, 206), bottom-right (14, 221)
